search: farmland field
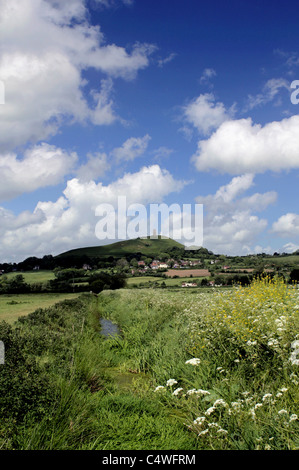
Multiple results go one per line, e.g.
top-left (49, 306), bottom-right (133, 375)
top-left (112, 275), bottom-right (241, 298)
top-left (4, 270), bottom-right (55, 284)
top-left (165, 269), bottom-right (211, 277)
top-left (0, 293), bottom-right (80, 323)
top-left (126, 275), bottom-right (210, 287)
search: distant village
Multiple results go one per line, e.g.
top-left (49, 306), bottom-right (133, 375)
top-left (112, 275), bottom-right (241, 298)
top-left (131, 258), bottom-right (213, 273)
top-left (129, 258), bottom-right (222, 287)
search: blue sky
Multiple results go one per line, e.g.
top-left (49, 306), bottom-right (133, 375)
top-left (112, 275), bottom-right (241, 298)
top-left (1, 0), bottom-right (299, 262)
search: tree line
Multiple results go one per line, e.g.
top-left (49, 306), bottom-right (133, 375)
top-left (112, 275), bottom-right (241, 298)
top-left (0, 270), bottom-right (127, 294)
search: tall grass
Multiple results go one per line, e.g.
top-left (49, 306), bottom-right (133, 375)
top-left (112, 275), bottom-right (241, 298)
top-left (1, 279), bottom-right (298, 449)
top-left (152, 276), bottom-right (299, 450)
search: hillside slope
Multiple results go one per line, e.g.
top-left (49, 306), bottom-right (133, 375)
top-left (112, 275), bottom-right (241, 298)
top-left (56, 236), bottom-right (185, 259)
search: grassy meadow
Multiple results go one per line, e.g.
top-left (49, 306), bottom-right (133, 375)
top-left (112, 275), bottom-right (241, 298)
top-left (4, 270), bottom-right (55, 284)
top-left (0, 276), bottom-right (298, 450)
top-left (126, 275), bottom-right (208, 288)
top-left (0, 293), bottom-right (80, 324)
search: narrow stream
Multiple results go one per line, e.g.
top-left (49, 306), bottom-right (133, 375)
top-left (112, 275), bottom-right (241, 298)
top-left (99, 318), bottom-right (120, 339)
top-left (99, 317), bottom-right (151, 391)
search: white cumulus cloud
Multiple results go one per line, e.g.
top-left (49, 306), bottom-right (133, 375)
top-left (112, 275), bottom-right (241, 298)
top-left (0, 165), bottom-right (186, 261)
top-left (111, 135), bottom-right (151, 163)
top-left (272, 213), bottom-right (299, 238)
top-left (182, 93), bottom-right (235, 136)
top-left (0, 0), bottom-right (155, 151)
top-left (0, 143), bottom-right (77, 202)
top-left (192, 115), bottom-right (299, 174)
top-left (195, 174), bottom-right (276, 255)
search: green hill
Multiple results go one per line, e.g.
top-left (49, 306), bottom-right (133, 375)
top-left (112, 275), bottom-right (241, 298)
top-left (56, 236), bottom-right (185, 259)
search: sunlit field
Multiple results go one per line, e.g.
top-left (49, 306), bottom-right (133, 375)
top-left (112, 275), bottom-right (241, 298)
top-left (4, 271), bottom-right (55, 284)
top-left (0, 293), bottom-right (80, 324)
top-left (126, 275), bottom-right (210, 287)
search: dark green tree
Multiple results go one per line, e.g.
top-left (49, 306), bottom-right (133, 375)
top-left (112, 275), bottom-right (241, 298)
top-left (289, 268), bottom-right (299, 284)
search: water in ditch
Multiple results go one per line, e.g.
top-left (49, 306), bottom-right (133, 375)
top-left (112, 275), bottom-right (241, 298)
top-left (99, 318), bottom-right (120, 339)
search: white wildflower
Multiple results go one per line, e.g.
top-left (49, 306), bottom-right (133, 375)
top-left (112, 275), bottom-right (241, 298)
top-left (154, 386), bottom-right (165, 392)
top-left (268, 339), bottom-right (279, 347)
top-left (289, 414), bottom-right (298, 422)
top-left (166, 379), bottom-right (178, 387)
top-left (230, 401), bottom-right (243, 411)
top-left (278, 409), bottom-right (288, 415)
top-left (289, 350), bottom-right (299, 366)
top-left (185, 358), bottom-right (201, 365)
top-left (246, 340), bottom-right (257, 346)
top-left (187, 389), bottom-right (197, 395)
top-left (262, 393), bottom-right (272, 401)
top-left (290, 372), bottom-right (299, 385)
top-left (254, 403), bottom-right (263, 409)
top-left (198, 429), bottom-right (209, 436)
top-left (208, 422), bottom-right (220, 428)
top-left (196, 389), bottom-right (210, 396)
top-left (193, 416), bottom-right (206, 425)
top-left (214, 399), bottom-right (227, 407)
top-left (217, 428), bottom-right (228, 435)
top-left (205, 406), bottom-right (216, 416)
top-left (172, 387), bottom-right (184, 396)
top-left (245, 396), bottom-right (254, 405)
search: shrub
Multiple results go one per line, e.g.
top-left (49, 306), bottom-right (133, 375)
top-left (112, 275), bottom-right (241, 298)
top-left (0, 321), bottom-right (54, 422)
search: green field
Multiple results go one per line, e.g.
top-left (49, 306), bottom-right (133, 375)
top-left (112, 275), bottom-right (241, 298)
top-left (126, 275), bottom-right (209, 287)
top-left (4, 270), bottom-right (55, 284)
top-left (0, 293), bottom-right (79, 324)
top-left (267, 254), bottom-right (299, 267)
